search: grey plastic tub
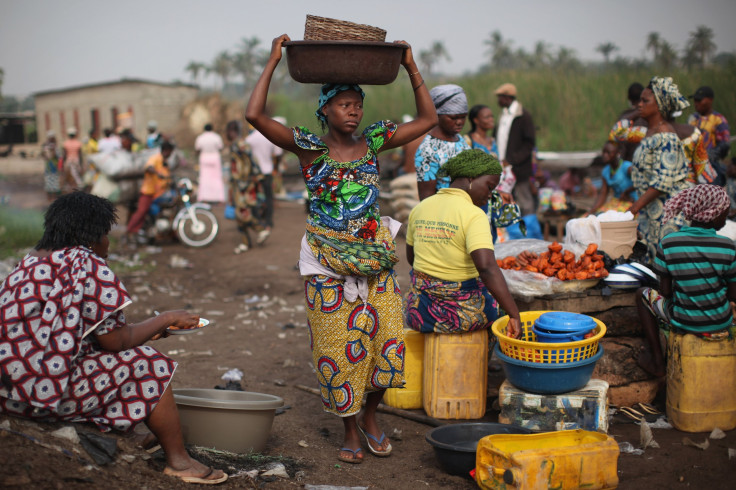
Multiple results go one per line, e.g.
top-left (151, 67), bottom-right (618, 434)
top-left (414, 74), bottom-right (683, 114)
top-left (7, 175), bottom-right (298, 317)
top-left (174, 388), bottom-right (284, 453)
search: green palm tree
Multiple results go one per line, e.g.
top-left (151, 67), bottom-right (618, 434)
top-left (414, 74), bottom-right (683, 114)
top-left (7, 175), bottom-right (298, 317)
top-left (211, 51), bottom-right (233, 91)
top-left (484, 30), bottom-right (514, 69)
top-left (686, 25), bottom-right (716, 67)
top-left (184, 61), bottom-right (206, 86)
top-left (657, 40), bottom-right (679, 70)
top-left (554, 47), bottom-right (580, 71)
top-left (646, 32), bottom-right (661, 62)
top-left (232, 36), bottom-right (263, 92)
top-left (595, 42), bottom-right (619, 64)
top-left (418, 49), bottom-right (434, 75)
top-left (532, 41), bottom-right (552, 68)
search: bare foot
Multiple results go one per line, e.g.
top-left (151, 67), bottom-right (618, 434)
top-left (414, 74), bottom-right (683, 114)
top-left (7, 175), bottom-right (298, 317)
top-left (636, 349), bottom-right (665, 378)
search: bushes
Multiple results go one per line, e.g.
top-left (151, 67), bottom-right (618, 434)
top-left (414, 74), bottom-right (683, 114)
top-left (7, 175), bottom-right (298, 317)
top-left (268, 67), bottom-right (736, 153)
top-left (0, 206), bottom-right (43, 259)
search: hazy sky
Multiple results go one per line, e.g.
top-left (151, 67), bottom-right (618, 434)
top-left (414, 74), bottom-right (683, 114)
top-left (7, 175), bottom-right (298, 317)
top-left (2, 0), bottom-right (735, 97)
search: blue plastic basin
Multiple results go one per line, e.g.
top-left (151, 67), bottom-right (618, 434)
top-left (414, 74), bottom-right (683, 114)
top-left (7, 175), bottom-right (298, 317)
top-left (532, 325), bottom-right (589, 343)
top-left (534, 312), bottom-right (596, 334)
top-left (495, 343), bottom-right (604, 394)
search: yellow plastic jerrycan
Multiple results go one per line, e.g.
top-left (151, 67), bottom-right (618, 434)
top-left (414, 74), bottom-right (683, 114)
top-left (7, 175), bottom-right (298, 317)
top-left (666, 331), bottom-right (736, 432)
top-left (423, 329), bottom-right (488, 419)
top-left (476, 429), bottom-right (620, 490)
top-left (384, 329), bottom-right (424, 409)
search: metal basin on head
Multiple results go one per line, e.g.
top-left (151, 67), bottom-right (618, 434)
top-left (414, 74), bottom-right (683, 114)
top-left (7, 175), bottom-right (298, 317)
top-left (284, 41), bottom-right (407, 85)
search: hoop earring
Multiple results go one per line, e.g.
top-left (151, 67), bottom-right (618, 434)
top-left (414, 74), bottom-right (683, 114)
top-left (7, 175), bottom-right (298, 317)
top-left (469, 178), bottom-right (473, 191)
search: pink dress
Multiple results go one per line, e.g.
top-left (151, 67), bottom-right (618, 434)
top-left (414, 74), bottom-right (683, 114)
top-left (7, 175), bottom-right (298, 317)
top-left (194, 131), bottom-right (226, 202)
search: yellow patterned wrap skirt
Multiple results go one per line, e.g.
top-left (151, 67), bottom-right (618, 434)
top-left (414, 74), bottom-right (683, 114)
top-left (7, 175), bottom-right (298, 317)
top-left (305, 269), bottom-right (406, 416)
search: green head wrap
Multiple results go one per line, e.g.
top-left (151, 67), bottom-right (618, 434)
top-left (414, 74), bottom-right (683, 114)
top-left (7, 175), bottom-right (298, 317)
top-left (438, 149), bottom-right (503, 180)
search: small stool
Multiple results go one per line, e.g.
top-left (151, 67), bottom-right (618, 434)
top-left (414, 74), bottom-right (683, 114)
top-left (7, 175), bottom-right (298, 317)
top-left (666, 331), bottom-right (736, 432)
top-left (423, 329), bottom-right (488, 419)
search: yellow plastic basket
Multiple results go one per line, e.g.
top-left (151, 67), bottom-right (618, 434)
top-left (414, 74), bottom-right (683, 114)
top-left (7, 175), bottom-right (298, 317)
top-left (492, 311), bottom-right (606, 364)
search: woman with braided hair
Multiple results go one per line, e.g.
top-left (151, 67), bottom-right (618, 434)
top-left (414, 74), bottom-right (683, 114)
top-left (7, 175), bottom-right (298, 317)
top-left (405, 149), bottom-right (521, 338)
top-left (246, 34), bottom-right (436, 464)
top-left (635, 184), bottom-right (736, 377)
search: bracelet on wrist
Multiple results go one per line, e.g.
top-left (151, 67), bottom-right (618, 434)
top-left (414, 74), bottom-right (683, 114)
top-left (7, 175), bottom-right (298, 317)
top-left (413, 79), bottom-right (425, 91)
top-left (409, 71), bottom-right (420, 77)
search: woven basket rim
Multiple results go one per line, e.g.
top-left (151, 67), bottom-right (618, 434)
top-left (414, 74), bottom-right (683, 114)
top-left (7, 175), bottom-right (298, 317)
top-left (304, 14), bottom-right (386, 42)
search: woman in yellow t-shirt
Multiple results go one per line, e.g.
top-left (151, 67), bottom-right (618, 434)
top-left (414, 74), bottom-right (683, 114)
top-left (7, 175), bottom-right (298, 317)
top-left (405, 149), bottom-right (521, 337)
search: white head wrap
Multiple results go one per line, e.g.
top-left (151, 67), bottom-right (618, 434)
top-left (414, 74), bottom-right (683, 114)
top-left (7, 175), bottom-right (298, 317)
top-left (430, 84), bottom-right (468, 115)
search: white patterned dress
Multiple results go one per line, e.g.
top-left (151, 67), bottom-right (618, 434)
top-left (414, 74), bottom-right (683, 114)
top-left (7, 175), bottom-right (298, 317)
top-left (0, 247), bottom-right (176, 432)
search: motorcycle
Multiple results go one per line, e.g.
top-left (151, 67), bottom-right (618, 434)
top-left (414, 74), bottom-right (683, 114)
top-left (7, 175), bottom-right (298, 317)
top-left (144, 177), bottom-right (219, 247)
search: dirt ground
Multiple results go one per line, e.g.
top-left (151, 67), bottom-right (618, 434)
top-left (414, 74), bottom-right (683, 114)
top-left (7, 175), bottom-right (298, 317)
top-left (1, 154), bottom-right (736, 489)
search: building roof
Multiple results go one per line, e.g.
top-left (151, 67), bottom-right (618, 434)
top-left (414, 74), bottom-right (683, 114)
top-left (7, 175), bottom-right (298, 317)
top-left (34, 78), bottom-right (198, 97)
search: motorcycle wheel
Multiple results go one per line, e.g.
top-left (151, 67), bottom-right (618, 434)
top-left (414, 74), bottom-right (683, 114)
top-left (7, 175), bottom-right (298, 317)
top-left (177, 208), bottom-right (219, 247)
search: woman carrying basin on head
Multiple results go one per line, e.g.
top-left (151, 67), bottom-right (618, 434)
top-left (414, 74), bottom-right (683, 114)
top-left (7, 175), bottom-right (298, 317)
top-left (245, 34), bottom-right (437, 464)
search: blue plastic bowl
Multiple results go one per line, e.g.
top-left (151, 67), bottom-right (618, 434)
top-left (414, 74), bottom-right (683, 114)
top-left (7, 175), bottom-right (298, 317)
top-left (531, 325), bottom-right (590, 343)
top-left (534, 312), bottom-right (596, 334)
top-left (494, 343), bottom-right (604, 394)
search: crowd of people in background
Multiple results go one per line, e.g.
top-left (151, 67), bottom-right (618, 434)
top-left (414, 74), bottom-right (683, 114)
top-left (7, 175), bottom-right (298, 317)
top-left (38, 113), bottom-right (292, 254)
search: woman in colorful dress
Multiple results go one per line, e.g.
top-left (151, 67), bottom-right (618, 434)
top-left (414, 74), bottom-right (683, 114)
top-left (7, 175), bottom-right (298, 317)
top-left (464, 104), bottom-right (524, 242)
top-left (246, 34), bottom-right (436, 464)
top-left (405, 149), bottom-right (521, 337)
top-left (465, 104), bottom-right (497, 155)
top-left (613, 76), bottom-right (692, 260)
top-left (225, 120), bottom-right (267, 254)
top-left (414, 84), bottom-right (470, 200)
top-left (0, 192), bottom-right (227, 485)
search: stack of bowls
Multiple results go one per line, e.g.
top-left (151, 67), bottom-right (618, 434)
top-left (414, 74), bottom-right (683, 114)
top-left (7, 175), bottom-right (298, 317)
top-left (492, 311), bottom-right (605, 395)
top-left (604, 262), bottom-right (657, 289)
top-left (532, 312), bottom-right (596, 343)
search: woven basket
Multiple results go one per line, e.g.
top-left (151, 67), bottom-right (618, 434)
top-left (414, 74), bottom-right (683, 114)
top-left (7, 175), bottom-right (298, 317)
top-left (492, 311), bottom-right (606, 364)
top-left (304, 15), bottom-right (386, 42)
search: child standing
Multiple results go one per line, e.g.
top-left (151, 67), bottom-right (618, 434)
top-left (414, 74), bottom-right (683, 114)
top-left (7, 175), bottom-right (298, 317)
top-left (636, 184), bottom-right (736, 377)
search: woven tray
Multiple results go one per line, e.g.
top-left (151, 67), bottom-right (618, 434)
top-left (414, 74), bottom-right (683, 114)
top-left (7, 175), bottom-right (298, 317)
top-left (304, 15), bottom-right (386, 42)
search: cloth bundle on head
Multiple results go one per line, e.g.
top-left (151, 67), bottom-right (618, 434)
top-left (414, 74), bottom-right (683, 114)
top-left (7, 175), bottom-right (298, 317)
top-left (438, 149), bottom-right (502, 180)
top-left (315, 83), bottom-right (365, 124)
top-left (429, 84), bottom-right (468, 115)
top-left (662, 184), bottom-right (730, 224)
top-left (649, 76), bottom-right (689, 119)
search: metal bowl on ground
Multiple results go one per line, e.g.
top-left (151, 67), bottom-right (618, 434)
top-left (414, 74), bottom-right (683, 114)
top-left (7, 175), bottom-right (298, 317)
top-left (425, 422), bottom-right (533, 477)
top-left (174, 388), bottom-right (283, 453)
top-left (494, 343), bottom-right (604, 395)
top-left (284, 40), bottom-right (407, 84)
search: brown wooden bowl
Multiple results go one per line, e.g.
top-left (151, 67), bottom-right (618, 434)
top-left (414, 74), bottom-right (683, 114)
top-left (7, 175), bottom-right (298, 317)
top-left (284, 40), bottom-right (407, 85)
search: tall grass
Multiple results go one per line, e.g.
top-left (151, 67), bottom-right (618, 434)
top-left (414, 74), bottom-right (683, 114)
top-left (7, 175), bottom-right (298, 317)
top-left (267, 67), bottom-right (736, 152)
top-left (0, 207), bottom-right (44, 259)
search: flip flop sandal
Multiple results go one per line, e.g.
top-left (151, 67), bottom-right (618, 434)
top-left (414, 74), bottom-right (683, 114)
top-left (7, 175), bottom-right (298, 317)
top-left (337, 447), bottom-right (363, 464)
top-left (637, 402), bottom-right (662, 415)
top-left (619, 406), bottom-right (644, 422)
top-left (164, 466), bottom-right (228, 485)
top-left (358, 426), bottom-right (392, 457)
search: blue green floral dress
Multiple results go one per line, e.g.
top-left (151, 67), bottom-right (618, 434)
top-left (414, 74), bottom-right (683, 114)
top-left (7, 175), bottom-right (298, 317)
top-left (631, 132), bottom-right (692, 260)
